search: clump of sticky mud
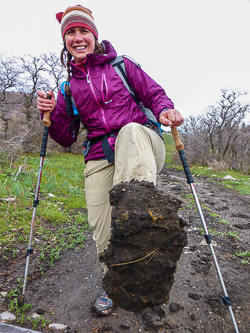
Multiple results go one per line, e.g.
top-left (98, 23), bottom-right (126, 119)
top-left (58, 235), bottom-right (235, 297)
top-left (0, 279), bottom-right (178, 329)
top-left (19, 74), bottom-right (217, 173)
top-left (100, 179), bottom-right (187, 311)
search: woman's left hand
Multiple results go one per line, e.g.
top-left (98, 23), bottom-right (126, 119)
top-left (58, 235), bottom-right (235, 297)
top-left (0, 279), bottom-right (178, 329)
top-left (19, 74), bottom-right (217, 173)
top-left (159, 109), bottom-right (184, 128)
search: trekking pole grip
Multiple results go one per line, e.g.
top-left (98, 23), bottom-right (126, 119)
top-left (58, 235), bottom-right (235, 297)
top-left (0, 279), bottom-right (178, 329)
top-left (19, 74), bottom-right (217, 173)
top-left (43, 112), bottom-right (51, 127)
top-left (40, 93), bottom-right (51, 157)
top-left (171, 127), bottom-right (184, 151)
top-left (42, 93), bottom-right (52, 127)
top-left (171, 128), bottom-right (194, 184)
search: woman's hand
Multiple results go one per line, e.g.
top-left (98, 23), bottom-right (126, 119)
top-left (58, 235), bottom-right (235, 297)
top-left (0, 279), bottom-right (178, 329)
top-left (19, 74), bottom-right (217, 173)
top-left (159, 109), bottom-right (184, 128)
top-left (37, 90), bottom-right (56, 113)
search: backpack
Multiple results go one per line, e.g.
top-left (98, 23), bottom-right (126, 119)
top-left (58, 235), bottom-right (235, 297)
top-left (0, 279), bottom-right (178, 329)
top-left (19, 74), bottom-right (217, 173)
top-left (61, 56), bottom-right (163, 162)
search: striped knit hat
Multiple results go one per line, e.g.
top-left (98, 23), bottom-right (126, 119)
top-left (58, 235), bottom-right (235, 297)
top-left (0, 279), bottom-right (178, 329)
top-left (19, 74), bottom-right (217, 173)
top-left (56, 5), bottom-right (98, 39)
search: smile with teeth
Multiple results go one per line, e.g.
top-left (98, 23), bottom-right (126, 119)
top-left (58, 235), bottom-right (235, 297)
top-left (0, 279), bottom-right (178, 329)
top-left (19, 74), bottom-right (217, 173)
top-left (75, 46), bottom-right (87, 50)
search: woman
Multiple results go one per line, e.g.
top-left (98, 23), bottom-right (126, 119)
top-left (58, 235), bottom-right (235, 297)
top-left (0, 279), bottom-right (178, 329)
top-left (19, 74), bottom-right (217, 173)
top-left (37, 5), bottom-right (184, 316)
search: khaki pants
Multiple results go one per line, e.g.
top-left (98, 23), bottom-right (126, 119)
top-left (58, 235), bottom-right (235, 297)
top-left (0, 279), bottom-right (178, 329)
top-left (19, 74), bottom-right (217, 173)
top-left (84, 123), bottom-right (166, 263)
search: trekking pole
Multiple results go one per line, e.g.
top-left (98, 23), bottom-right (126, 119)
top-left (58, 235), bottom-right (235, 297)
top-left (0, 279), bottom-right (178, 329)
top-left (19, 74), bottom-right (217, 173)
top-left (22, 94), bottom-right (52, 295)
top-left (171, 127), bottom-right (239, 333)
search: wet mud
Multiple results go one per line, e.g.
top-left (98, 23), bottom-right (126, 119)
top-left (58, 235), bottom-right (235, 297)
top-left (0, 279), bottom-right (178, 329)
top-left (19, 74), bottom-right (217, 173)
top-left (100, 179), bottom-right (187, 311)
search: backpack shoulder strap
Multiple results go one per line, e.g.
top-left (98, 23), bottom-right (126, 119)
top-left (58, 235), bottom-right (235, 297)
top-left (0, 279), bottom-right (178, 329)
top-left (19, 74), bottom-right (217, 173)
top-left (61, 81), bottom-right (82, 139)
top-left (109, 56), bottom-right (139, 104)
top-left (61, 81), bottom-right (80, 118)
top-left (109, 56), bottom-right (162, 136)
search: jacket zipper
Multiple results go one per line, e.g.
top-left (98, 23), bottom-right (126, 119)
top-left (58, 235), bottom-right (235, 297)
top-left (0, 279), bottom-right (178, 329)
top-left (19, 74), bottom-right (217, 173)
top-left (101, 73), bottom-right (112, 105)
top-left (87, 65), bottom-right (111, 132)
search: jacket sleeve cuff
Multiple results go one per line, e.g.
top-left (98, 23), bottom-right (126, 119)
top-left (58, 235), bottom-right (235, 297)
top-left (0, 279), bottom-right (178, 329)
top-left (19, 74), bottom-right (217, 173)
top-left (160, 108), bottom-right (169, 116)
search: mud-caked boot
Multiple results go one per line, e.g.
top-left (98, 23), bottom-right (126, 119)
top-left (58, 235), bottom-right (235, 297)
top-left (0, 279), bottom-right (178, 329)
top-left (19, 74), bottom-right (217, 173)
top-left (99, 179), bottom-right (188, 311)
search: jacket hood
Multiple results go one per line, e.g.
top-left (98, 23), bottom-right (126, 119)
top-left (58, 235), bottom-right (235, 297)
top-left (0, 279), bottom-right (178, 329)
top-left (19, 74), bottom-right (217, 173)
top-left (71, 40), bottom-right (117, 77)
top-left (92, 40), bottom-right (117, 65)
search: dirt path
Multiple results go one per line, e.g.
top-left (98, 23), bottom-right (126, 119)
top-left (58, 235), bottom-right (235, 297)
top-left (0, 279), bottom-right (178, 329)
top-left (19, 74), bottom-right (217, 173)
top-left (1, 166), bottom-right (250, 332)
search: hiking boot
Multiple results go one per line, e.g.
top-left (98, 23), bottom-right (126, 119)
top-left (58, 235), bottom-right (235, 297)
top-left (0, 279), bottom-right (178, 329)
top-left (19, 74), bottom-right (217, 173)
top-left (92, 292), bottom-right (114, 316)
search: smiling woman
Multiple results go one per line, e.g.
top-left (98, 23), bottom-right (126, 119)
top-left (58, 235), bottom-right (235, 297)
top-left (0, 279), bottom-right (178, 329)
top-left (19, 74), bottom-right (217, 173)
top-left (57, 6), bottom-right (98, 64)
top-left (64, 27), bottom-right (95, 64)
top-left (36, 3), bottom-right (184, 317)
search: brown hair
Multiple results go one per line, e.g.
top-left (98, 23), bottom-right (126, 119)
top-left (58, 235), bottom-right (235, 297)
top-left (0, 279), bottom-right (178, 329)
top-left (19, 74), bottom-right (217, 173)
top-left (60, 38), bottom-right (105, 95)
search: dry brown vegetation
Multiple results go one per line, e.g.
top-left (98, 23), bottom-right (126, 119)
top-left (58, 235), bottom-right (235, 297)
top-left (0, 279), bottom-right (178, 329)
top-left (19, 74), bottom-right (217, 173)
top-left (0, 53), bottom-right (249, 172)
top-left (0, 53), bottom-right (86, 158)
top-left (179, 88), bottom-right (250, 173)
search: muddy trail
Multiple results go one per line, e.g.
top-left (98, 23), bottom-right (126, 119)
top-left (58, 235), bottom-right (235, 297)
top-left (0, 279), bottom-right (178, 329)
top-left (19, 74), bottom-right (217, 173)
top-left (0, 166), bottom-right (250, 333)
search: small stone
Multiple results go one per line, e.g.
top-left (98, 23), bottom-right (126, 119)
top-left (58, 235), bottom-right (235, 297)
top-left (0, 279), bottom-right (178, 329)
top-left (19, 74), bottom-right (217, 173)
top-left (0, 291), bottom-right (7, 297)
top-left (190, 313), bottom-right (197, 320)
top-left (35, 308), bottom-right (45, 315)
top-left (49, 323), bottom-right (68, 329)
top-left (0, 311), bottom-right (16, 321)
top-left (223, 175), bottom-right (235, 181)
top-left (120, 323), bottom-right (130, 329)
top-left (200, 239), bottom-right (217, 246)
top-left (169, 303), bottom-right (183, 312)
top-left (188, 292), bottom-right (201, 300)
top-left (31, 313), bottom-right (41, 318)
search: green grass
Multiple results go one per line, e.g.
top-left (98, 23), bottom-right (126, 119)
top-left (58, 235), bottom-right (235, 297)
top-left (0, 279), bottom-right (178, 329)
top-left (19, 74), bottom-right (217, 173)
top-left (209, 212), bottom-right (221, 218)
top-left (189, 165), bottom-right (250, 194)
top-left (218, 219), bottom-right (232, 227)
top-left (197, 227), bottom-right (241, 241)
top-left (162, 133), bottom-right (175, 163)
top-left (0, 152), bottom-right (88, 255)
top-left (1, 142), bottom-right (248, 261)
top-left (234, 250), bottom-right (250, 258)
top-left (234, 250), bottom-right (250, 265)
top-left (166, 161), bottom-right (250, 195)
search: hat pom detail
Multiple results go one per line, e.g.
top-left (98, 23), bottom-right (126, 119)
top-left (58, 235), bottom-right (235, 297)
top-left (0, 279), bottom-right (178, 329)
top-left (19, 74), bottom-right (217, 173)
top-left (56, 12), bottom-right (63, 23)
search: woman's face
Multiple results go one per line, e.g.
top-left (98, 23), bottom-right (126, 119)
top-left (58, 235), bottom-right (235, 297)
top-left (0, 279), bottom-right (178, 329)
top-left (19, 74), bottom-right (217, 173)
top-left (65, 27), bottom-right (95, 64)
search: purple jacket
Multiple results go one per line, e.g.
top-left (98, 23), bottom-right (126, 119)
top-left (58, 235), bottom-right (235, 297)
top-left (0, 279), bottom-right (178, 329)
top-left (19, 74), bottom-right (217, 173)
top-left (48, 41), bottom-right (174, 161)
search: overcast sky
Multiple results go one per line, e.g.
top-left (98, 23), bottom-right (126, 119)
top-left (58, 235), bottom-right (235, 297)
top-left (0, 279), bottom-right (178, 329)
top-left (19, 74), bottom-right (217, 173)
top-left (1, 0), bottom-right (250, 121)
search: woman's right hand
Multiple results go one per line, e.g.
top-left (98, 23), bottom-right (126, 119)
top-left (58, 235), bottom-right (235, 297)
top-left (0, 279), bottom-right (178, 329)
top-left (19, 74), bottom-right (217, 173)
top-left (37, 90), bottom-right (56, 113)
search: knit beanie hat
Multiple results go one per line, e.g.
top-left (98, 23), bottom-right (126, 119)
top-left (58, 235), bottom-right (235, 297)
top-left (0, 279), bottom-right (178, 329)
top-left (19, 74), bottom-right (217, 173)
top-left (56, 5), bottom-right (98, 39)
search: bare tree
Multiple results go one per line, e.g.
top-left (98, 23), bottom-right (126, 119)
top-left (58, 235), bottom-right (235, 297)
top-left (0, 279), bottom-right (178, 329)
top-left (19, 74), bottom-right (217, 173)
top-left (201, 89), bottom-right (250, 159)
top-left (13, 54), bottom-right (52, 152)
top-left (0, 52), bottom-right (68, 156)
top-left (0, 54), bottom-right (49, 153)
top-left (16, 54), bottom-right (50, 111)
top-left (230, 123), bottom-right (250, 173)
top-left (0, 54), bottom-right (22, 139)
top-left (0, 54), bottom-right (21, 102)
top-left (179, 115), bottom-right (212, 165)
top-left (180, 88), bottom-right (250, 172)
top-left (41, 52), bottom-right (66, 94)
